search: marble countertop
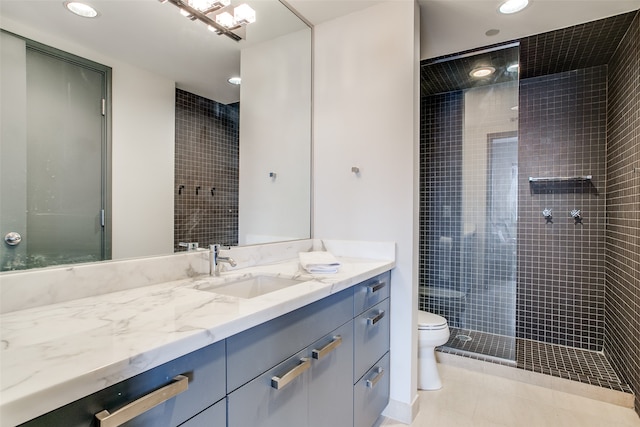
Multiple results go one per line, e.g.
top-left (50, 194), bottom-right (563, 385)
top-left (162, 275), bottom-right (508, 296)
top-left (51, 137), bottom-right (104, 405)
top-left (0, 255), bottom-right (394, 426)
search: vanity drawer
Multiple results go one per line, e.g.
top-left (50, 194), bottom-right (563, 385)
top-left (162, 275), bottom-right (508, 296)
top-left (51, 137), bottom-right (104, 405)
top-left (353, 271), bottom-right (390, 316)
top-left (353, 298), bottom-right (390, 383)
top-left (308, 321), bottom-right (354, 427)
top-left (20, 340), bottom-right (226, 427)
top-left (227, 348), bottom-right (309, 427)
top-left (226, 288), bottom-right (353, 393)
top-left (354, 352), bottom-right (390, 427)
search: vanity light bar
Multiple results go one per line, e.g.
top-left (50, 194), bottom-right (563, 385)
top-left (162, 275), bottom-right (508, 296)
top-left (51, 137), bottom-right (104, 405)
top-left (160, 0), bottom-right (243, 41)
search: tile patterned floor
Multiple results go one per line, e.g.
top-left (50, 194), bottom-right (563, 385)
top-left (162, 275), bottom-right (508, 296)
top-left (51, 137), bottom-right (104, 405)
top-left (379, 364), bottom-right (640, 427)
top-left (438, 327), bottom-right (632, 393)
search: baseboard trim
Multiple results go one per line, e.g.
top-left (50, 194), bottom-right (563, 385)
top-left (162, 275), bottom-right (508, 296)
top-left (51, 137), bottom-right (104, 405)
top-left (381, 393), bottom-right (420, 425)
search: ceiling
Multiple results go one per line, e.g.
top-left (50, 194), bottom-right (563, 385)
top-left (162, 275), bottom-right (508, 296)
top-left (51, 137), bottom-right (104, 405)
top-left (1, 0), bottom-right (639, 102)
top-left (420, 9), bottom-right (638, 95)
top-left (288, 0), bottom-right (640, 60)
top-left (0, 0), bottom-right (307, 104)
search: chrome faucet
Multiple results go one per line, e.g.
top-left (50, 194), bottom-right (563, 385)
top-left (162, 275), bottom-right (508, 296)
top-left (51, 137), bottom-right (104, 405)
top-left (210, 244), bottom-right (237, 276)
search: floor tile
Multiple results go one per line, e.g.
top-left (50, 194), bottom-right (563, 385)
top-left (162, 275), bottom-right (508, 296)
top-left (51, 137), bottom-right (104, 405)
top-left (380, 365), bottom-right (640, 427)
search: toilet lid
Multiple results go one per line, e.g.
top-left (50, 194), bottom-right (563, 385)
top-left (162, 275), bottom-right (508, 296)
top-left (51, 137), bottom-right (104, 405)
top-left (418, 310), bottom-right (448, 329)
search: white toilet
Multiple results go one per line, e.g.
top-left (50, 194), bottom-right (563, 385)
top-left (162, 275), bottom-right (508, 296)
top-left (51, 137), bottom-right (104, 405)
top-left (418, 310), bottom-right (450, 390)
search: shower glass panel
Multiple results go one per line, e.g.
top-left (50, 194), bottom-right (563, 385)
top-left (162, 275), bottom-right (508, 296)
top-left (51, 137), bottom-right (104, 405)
top-left (419, 44), bottom-right (519, 363)
top-left (0, 34), bottom-right (109, 271)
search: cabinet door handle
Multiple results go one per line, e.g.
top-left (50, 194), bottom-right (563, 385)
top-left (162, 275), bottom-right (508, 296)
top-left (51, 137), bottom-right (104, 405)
top-left (312, 335), bottom-right (342, 360)
top-left (367, 281), bottom-right (386, 294)
top-left (95, 374), bottom-right (189, 427)
top-left (365, 367), bottom-right (384, 389)
top-left (271, 357), bottom-right (311, 390)
top-left (366, 310), bottom-right (385, 326)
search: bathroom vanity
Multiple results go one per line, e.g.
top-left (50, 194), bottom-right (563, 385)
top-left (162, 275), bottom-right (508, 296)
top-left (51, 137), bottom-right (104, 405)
top-left (0, 240), bottom-right (394, 427)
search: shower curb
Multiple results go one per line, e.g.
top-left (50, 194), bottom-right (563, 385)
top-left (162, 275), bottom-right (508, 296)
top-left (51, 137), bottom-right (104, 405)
top-left (436, 351), bottom-right (635, 408)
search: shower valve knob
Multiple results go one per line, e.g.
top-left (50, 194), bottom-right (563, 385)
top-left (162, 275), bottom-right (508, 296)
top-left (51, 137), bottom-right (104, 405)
top-left (571, 209), bottom-right (583, 225)
top-left (542, 209), bottom-right (553, 224)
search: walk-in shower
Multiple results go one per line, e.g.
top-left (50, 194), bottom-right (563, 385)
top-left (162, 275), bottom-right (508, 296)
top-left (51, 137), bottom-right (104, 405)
top-left (419, 10), bottom-right (640, 407)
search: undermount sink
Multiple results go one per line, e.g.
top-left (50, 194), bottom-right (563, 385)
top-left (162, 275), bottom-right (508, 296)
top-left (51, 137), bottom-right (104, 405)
top-left (196, 275), bottom-right (307, 299)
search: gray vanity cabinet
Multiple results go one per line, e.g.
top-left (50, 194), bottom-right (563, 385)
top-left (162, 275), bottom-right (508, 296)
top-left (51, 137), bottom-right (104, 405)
top-left (226, 289), bottom-right (355, 427)
top-left (308, 321), bottom-right (354, 427)
top-left (227, 321), bottom-right (354, 427)
top-left (354, 352), bottom-right (390, 427)
top-left (19, 340), bottom-right (226, 427)
top-left (352, 271), bottom-right (391, 427)
top-left (227, 347), bottom-right (310, 427)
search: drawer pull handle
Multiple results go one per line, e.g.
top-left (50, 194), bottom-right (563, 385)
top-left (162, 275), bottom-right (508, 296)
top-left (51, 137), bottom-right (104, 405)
top-left (312, 335), bottom-right (342, 360)
top-left (95, 374), bottom-right (189, 427)
top-left (367, 281), bottom-right (386, 294)
top-left (366, 310), bottom-right (385, 326)
top-left (271, 357), bottom-right (311, 390)
top-left (366, 367), bottom-right (384, 389)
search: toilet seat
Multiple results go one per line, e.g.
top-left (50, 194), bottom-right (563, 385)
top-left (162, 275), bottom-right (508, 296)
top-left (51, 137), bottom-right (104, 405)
top-left (418, 310), bottom-right (448, 330)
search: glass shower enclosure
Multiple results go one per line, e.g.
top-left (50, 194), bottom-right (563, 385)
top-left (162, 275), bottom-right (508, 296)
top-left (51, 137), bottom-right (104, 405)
top-left (419, 44), bottom-right (519, 363)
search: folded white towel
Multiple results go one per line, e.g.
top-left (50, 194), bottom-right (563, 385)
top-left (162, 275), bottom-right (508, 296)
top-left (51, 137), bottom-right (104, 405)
top-left (299, 251), bottom-right (341, 274)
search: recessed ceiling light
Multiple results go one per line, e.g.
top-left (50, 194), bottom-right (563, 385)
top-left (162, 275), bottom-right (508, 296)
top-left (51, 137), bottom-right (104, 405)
top-left (228, 77), bottom-right (241, 86)
top-left (507, 63), bottom-right (519, 73)
top-left (485, 29), bottom-right (500, 37)
top-left (499, 0), bottom-right (529, 14)
top-left (64, 1), bottom-right (99, 18)
top-left (470, 66), bottom-right (496, 78)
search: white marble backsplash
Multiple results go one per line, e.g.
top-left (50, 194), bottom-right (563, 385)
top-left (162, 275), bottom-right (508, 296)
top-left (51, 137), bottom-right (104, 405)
top-left (0, 239), bottom-right (394, 314)
top-left (0, 239), bottom-right (307, 314)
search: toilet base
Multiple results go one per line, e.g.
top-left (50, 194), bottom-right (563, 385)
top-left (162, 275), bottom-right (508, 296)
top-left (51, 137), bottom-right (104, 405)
top-left (418, 346), bottom-right (442, 390)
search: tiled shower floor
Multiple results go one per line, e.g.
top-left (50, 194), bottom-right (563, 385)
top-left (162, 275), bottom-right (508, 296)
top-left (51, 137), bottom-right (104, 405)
top-left (439, 327), bottom-right (633, 394)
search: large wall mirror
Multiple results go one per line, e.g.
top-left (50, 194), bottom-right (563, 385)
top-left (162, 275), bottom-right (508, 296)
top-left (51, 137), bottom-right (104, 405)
top-left (0, 0), bottom-right (311, 271)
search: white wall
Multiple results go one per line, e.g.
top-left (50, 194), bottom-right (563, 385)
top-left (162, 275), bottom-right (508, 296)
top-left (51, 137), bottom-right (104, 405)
top-left (313, 1), bottom-right (420, 423)
top-left (0, 18), bottom-right (175, 260)
top-left (239, 29), bottom-right (312, 245)
top-left (110, 65), bottom-right (175, 259)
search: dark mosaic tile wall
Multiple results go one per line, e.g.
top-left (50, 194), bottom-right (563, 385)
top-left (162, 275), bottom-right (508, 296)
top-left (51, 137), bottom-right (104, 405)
top-left (419, 92), bottom-right (464, 323)
top-left (517, 66), bottom-right (608, 351)
top-left (174, 89), bottom-right (239, 250)
top-left (604, 11), bottom-right (640, 416)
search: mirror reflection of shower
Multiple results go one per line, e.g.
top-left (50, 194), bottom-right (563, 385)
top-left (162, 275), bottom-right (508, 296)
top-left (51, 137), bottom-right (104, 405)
top-left (419, 43), bottom-right (519, 362)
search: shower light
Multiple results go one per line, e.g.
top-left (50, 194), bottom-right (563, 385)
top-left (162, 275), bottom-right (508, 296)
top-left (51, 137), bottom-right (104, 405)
top-left (64, 1), bottom-right (99, 18)
top-left (227, 76), bottom-right (241, 85)
top-left (499, 0), bottom-right (529, 14)
top-left (507, 63), bottom-right (519, 73)
top-left (470, 66), bottom-right (495, 78)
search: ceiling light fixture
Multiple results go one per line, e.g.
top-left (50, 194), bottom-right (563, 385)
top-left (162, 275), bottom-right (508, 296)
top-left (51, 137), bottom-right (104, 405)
top-left (507, 63), bottom-right (519, 73)
top-left (228, 76), bottom-right (241, 85)
top-left (64, 1), bottom-right (99, 18)
top-left (470, 66), bottom-right (496, 78)
top-left (499, 0), bottom-right (529, 14)
top-left (159, 0), bottom-right (256, 42)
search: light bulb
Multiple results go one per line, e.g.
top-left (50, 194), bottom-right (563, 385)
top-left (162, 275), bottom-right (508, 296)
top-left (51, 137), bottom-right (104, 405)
top-left (216, 11), bottom-right (235, 28)
top-left (64, 1), bottom-right (98, 18)
top-left (234, 4), bottom-right (256, 25)
top-left (499, 0), bottom-right (529, 14)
